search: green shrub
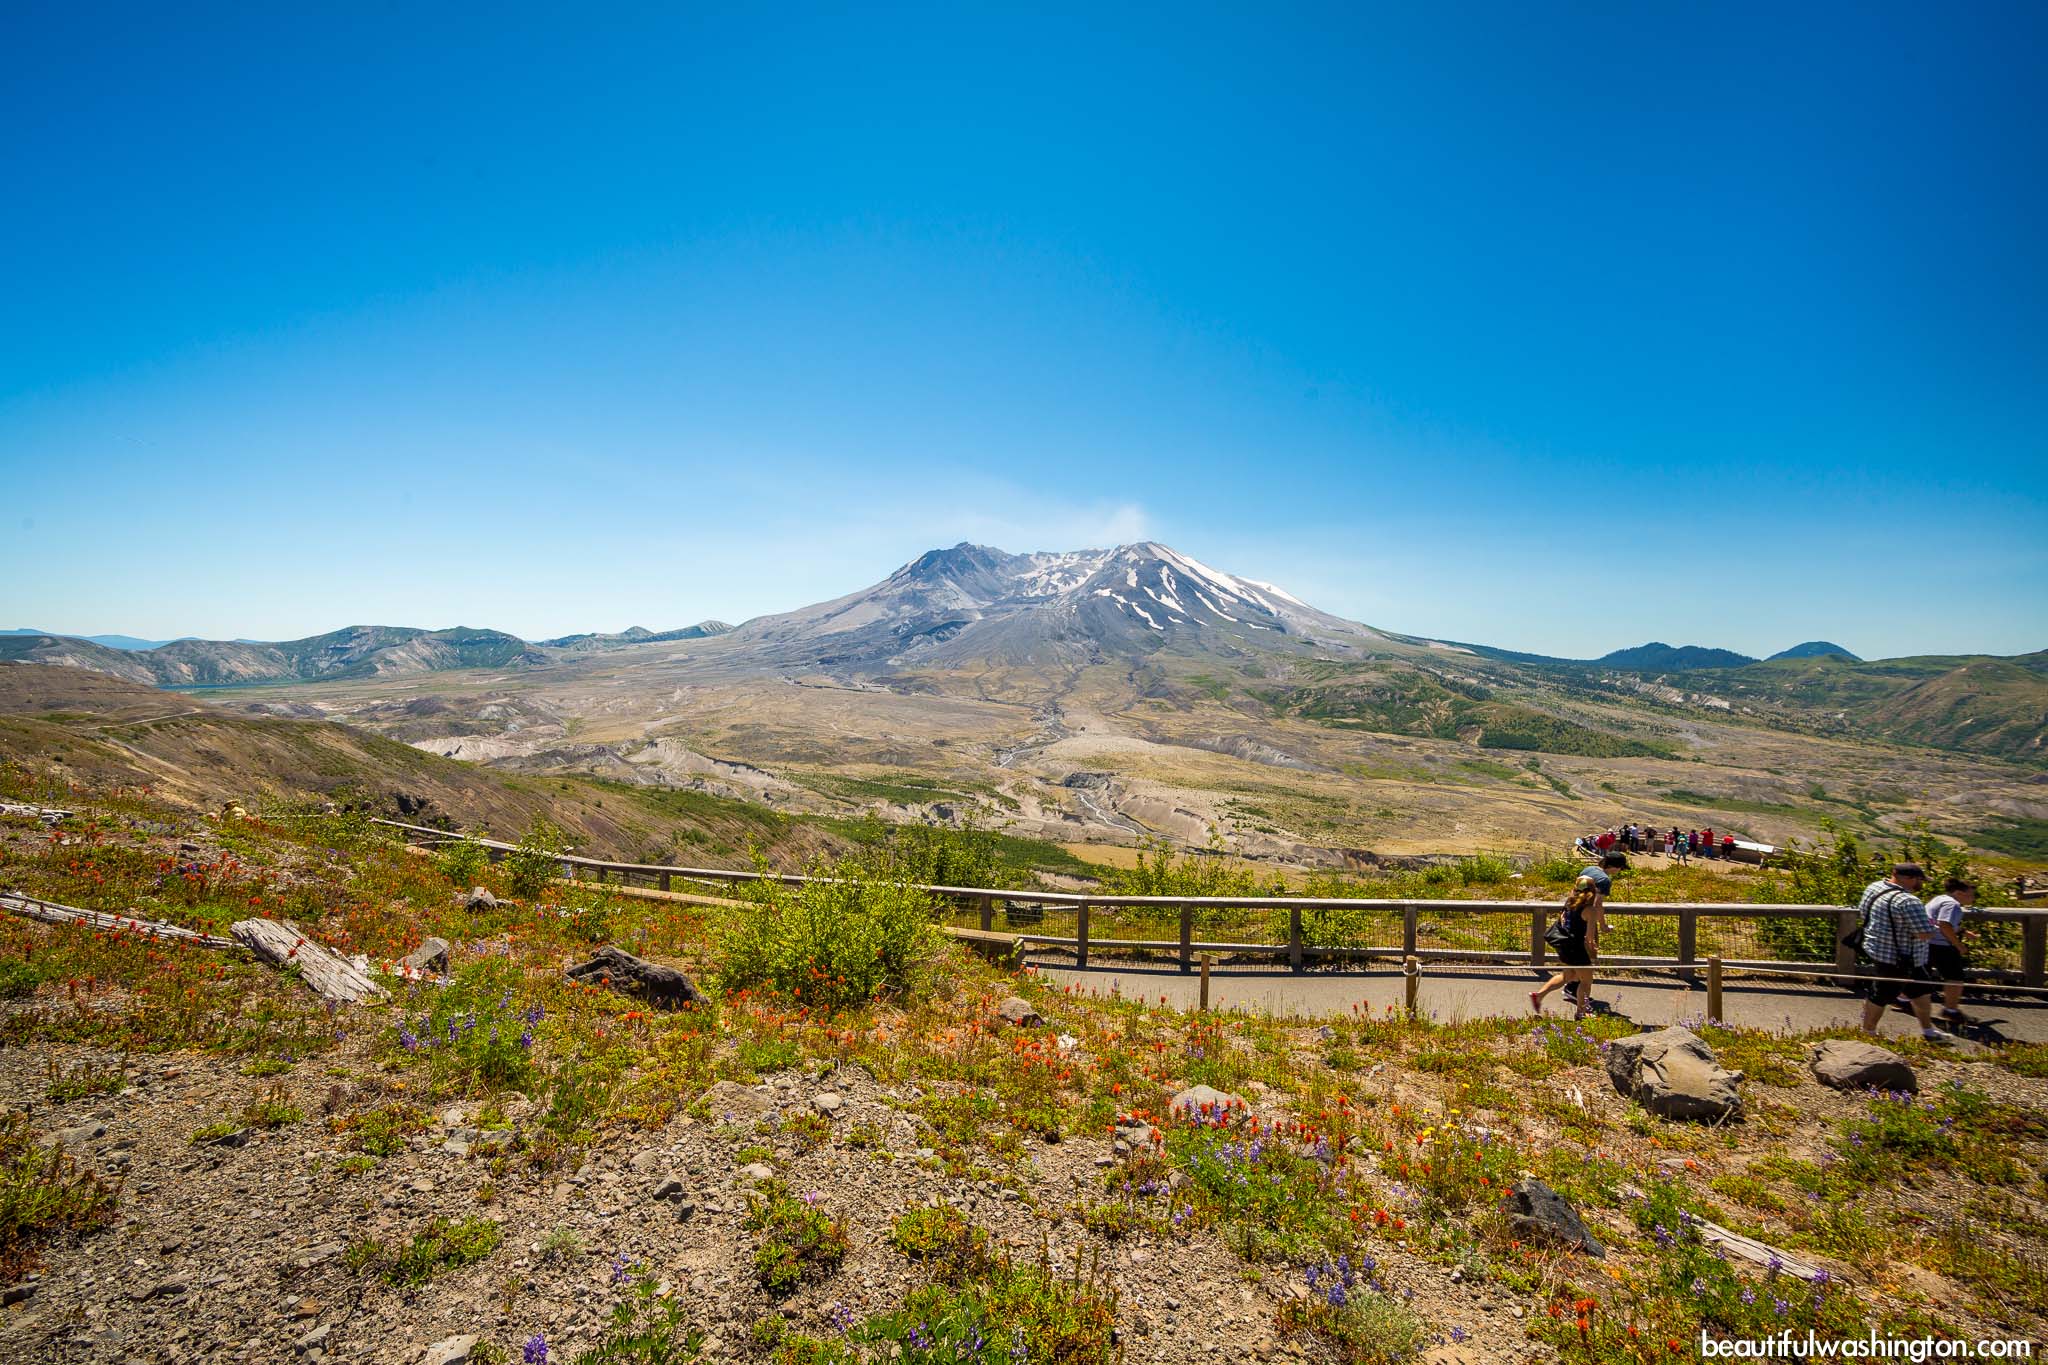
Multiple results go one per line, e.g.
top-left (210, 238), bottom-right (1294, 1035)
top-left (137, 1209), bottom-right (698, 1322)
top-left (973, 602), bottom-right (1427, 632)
top-left (0, 959), bottom-right (46, 1000)
top-left (888, 1205), bottom-right (988, 1273)
top-left (45, 1058), bottom-right (124, 1103)
top-left (506, 821), bottom-right (568, 897)
top-left (718, 852), bottom-right (938, 1010)
top-left (388, 960), bottom-right (542, 1095)
top-left (575, 1269), bottom-right (705, 1363)
top-left (435, 835), bottom-right (493, 885)
top-left (745, 1179), bottom-right (848, 1294)
top-left (379, 1216), bottom-right (502, 1286)
top-left (0, 1111), bottom-right (118, 1279)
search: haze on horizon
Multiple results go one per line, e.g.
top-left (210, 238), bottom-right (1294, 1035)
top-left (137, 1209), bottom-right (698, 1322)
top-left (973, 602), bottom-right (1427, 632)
top-left (3, 5), bottom-right (2044, 661)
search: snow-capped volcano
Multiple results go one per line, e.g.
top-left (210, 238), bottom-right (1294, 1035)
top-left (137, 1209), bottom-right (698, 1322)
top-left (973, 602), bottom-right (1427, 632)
top-left (724, 542), bottom-right (1384, 669)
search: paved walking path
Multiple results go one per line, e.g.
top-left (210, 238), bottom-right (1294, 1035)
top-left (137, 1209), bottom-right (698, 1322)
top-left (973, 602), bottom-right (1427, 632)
top-left (1031, 961), bottom-right (2048, 1044)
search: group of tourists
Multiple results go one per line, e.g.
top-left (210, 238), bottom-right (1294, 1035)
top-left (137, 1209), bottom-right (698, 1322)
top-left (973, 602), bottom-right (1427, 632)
top-left (1531, 856), bottom-right (1980, 1032)
top-left (1578, 825), bottom-right (1737, 862)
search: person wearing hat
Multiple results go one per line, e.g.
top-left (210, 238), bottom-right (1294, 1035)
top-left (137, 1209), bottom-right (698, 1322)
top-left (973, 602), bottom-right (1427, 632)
top-left (1855, 863), bottom-right (1944, 1039)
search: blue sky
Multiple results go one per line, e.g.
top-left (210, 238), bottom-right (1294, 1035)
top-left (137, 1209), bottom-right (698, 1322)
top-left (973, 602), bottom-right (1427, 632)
top-left (3, 3), bottom-right (2044, 659)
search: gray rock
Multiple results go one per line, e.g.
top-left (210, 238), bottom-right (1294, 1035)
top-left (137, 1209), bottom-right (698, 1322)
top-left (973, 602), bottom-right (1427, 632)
top-left (1605, 1027), bottom-right (1742, 1122)
top-left (464, 887), bottom-right (498, 911)
top-left (417, 1336), bottom-right (479, 1365)
top-left (1169, 1085), bottom-right (1248, 1123)
top-left (296, 1324), bottom-right (332, 1353)
top-left (1810, 1039), bottom-right (1917, 1093)
top-left (130, 1276), bottom-right (188, 1301)
top-left (197, 1127), bottom-right (248, 1148)
top-left (2, 1283), bottom-right (35, 1305)
top-left (812, 1092), bottom-right (844, 1116)
top-left (1503, 1177), bottom-right (1604, 1256)
top-left (401, 937), bottom-right (450, 976)
top-left (701, 1081), bottom-right (776, 1122)
top-left (565, 945), bottom-right (705, 1009)
top-left (51, 1122), bottom-right (107, 1147)
top-left (630, 1148), bottom-right (666, 1176)
top-left (646, 1176), bottom-right (685, 1203)
top-left (995, 997), bottom-right (1043, 1028)
top-left (738, 1163), bottom-right (775, 1183)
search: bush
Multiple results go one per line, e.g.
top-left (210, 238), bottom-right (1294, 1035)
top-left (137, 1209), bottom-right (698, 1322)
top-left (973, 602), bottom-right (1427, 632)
top-left (379, 1216), bottom-right (502, 1286)
top-left (745, 1179), bottom-right (848, 1294)
top-left (388, 960), bottom-right (543, 1095)
top-left (434, 835), bottom-right (492, 885)
top-left (0, 1112), bottom-right (119, 1279)
top-left (718, 852), bottom-right (938, 1010)
top-left (506, 821), bottom-right (568, 898)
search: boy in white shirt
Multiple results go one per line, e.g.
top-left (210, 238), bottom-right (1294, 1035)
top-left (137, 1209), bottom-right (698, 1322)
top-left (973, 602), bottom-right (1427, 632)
top-left (1923, 878), bottom-right (1975, 1025)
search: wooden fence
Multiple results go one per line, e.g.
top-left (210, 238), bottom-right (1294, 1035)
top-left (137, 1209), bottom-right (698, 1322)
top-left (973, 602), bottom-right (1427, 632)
top-left (371, 819), bottom-right (2048, 989)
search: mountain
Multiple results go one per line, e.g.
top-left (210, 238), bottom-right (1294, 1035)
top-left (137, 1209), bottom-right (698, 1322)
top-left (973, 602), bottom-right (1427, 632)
top-left (725, 541), bottom-right (1385, 670)
top-left (1, 628), bottom-right (172, 651)
top-left (0, 625), bottom-right (546, 687)
top-left (539, 621), bottom-right (733, 651)
top-left (0, 662), bottom-right (842, 866)
top-left (1594, 643), bottom-right (1757, 671)
top-left (1769, 641), bottom-right (1860, 662)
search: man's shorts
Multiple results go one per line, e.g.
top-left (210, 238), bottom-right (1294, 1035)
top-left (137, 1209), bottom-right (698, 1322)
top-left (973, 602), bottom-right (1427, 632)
top-left (1866, 964), bottom-right (1937, 1005)
top-left (1928, 943), bottom-right (1969, 982)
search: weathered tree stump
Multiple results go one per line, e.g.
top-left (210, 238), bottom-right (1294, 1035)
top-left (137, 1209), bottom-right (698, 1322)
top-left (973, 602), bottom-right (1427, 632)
top-left (564, 945), bottom-right (705, 1009)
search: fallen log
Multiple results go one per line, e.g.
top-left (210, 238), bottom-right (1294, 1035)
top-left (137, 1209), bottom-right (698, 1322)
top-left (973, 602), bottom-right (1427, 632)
top-left (1, 891), bottom-right (238, 949)
top-left (1618, 1183), bottom-right (1823, 1280)
top-left (230, 918), bottom-right (387, 1005)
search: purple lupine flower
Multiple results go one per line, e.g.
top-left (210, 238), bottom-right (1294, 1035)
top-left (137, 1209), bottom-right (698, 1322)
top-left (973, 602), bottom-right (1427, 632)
top-left (523, 1335), bottom-right (549, 1365)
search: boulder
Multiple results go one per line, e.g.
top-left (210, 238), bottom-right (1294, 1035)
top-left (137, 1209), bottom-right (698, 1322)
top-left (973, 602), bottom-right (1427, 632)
top-left (1170, 1084), bottom-right (1248, 1124)
top-left (463, 887), bottom-right (499, 911)
top-left (1605, 1027), bottom-right (1742, 1122)
top-left (700, 1081), bottom-right (776, 1122)
top-left (1503, 1178), bottom-right (1604, 1256)
top-left (812, 1092), bottom-right (844, 1116)
top-left (1810, 1039), bottom-right (1917, 1093)
top-left (995, 996), bottom-right (1043, 1027)
top-left (401, 937), bottom-right (450, 976)
top-left (417, 1337), bottom-right (479, 1365)
top-left (564, 945), bottom-right (705, 1010)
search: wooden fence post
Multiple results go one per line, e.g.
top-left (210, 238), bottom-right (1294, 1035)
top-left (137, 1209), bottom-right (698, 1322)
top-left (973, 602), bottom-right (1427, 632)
top-left (1706, 955), bottom-right (1724, 1024)
top-left (2024, 916), bottom-right (2046, 989)
top-left (1678, 909), bottom-right (1698, 978)
top-left (1199, 953), bottom-right (1211, 1012)
top-left (1179, 904), bottom-right (1193, 974)
top-left (1288, 906), bottom-right (1304, 973)
top-left (1834, 910), bottom-right (1860, 988)
top-left (659, 871), bottom-right (672, 892)
top-left (977, 894), bottom-right (994, 933)
top-left (1402, 903), bottom-right (1419, 959)
top-left (1529, 907), bottom-right (1547, 968)
top-left (1076, 902), bottom-right (1090, 970)
top-left (1403, 955), bottom-right (1420, 1017)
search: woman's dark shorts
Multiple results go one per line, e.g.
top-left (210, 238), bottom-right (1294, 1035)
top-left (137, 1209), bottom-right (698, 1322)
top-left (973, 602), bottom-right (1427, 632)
top-left (1553, 936), bottom-right (1592, 968)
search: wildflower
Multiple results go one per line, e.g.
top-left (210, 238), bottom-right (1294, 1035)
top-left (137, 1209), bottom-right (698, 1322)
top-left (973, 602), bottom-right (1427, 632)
top-left (523, 1336), bottom-right (549, 1365)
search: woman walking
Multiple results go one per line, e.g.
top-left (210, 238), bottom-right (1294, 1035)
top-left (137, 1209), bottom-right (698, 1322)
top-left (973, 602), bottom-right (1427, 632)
top-left (1532, 873), bottom-right (1606, 1019)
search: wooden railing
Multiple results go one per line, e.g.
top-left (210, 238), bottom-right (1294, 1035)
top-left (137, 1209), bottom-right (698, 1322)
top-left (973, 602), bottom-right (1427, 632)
top-left (371, 819), bottom-right (2048, 988)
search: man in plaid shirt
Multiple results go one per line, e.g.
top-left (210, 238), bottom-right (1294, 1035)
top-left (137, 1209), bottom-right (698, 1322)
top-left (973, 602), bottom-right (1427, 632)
top-left (1856, 863), bottom-right (1944, 1039)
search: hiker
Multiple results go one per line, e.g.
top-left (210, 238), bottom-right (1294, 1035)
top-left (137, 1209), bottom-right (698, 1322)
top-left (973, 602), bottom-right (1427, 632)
top-left (1675, 831), bottom-right (1690, 864)
top-left (1700, 827), bottom-right (1716, 859)
top-left (1854, 863), bottom-right (1944, 1039)
top-left (1924, 878), bottom-right (1976, 1025)
top-left (1720, 834), bottom-right (1735, 859)
top-left (1533, 854), bottom-right (1622, 1018)
top-left (1664, 828), bottom-right (1675, 856)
